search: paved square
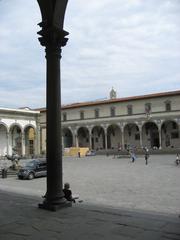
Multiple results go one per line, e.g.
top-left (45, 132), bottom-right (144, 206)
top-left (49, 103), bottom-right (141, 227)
top-left (0, 154), bottom-right (179, 215)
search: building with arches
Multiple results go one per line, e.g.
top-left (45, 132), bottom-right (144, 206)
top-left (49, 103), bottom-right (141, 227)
top-left (39, 90), bottom-right (180, 154)
top-left (0, 107), bottom-right (40, 157)
top-left (1, 90), bottom-right (179, 157)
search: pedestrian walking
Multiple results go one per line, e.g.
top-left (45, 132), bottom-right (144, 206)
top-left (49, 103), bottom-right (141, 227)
top-left (78, 151), bottom-right (81, 158)
top-left (130, 151), bottom-right (136, 163)
top-left (145, 152), bottom-right (149, 165)
top-left (175, 153), bottom-right (180, 165)
top-left (144, 148), bottom-right (149, 165)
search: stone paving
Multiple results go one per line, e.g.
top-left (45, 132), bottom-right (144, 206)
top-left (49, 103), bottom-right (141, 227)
top-left (0, 190), bottom-right (180, 240)
top-left (0, 154), bottom-right (179, 215)
top-left (0, 154), bottom-right (180, 239)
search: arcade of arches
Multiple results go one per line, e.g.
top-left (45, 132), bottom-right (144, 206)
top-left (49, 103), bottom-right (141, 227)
top-left (0, 124), bottom-right (36, 157)
top-left (62, 120), bottom-right (180, 150)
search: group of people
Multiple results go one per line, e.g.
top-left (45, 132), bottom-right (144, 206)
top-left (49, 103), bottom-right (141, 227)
top-left (129, 147), bottom-right (150, 165)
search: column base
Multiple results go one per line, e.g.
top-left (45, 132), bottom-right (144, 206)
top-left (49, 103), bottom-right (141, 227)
top-left (38, 199), bottom-right (72, 211)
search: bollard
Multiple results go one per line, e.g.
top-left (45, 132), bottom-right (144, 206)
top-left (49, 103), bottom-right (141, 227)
top-left (2, 168), bottom-right (7, 178)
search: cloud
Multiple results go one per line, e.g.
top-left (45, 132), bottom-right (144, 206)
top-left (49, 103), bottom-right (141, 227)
top-left (0, 0), bottom-right (179, 108)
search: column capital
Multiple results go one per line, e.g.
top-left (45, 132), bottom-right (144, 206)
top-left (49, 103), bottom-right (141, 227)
top-left (38, 26), bottom-right (69, 49)
top-left (37, 0), bottom-right (69, 48)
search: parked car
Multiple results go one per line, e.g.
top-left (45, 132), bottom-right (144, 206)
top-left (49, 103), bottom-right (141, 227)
top-left (85, 150), bottom-right (96, 156)
top-left (17, 159), bottom-right (47, 180)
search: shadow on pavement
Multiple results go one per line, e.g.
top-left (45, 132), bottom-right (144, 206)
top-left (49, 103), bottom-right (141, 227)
top-left (0, 189), bottom-right (180, 240)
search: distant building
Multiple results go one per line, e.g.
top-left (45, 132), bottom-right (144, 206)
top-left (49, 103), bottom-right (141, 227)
top-left (38, 89), bottom-right (180, 153)
top-left (0, 108), bottom-right (40, 157)
top-left (0, 90), bottom-right (179, 157)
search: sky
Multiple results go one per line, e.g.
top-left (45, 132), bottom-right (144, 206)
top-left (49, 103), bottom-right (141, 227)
top-left (0, 0), bottom-right (179, 109)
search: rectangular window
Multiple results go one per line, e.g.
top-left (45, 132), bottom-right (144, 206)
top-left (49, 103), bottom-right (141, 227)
top-left (110, 107), bottom-right (115, 117)
top-left (63, 112), bottom-right (67, 121)
top-left (95, 109), bottom-right (99, 118)
top-left (165, 102), bottom-right (171, 111)
top-left (127, 105), bottom-right (133, 115)
top-left (80, 111), bottom-right (84, 120)
top-left (145, 103), bottom-right (151, 113)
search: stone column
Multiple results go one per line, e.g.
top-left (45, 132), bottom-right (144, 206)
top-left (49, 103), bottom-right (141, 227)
top-left (88, 127), bottom-right (92, 149)
top-left (6, 132), bottom-right (10, 155)
top-left (139, 129), bottom-right (143, 148)
top-left (35, 119), bottom-right (41, 156)
top-left (72, 132), bottom-right (76, 147)
top-left (75, 134), bottom-right (79, 148)
top-left (104, 127), bottom-right (108, 150)
top-left (138, 125), bottom-right (143, 148)
top-left (119, 125), bottom-right (125, 150)
top-left (34, 126), bottom-right (41, 156)
top-left (156, 120), bottom-right (162, 149)
top-left (21, 132), bottom-right (25, 156)
top-left (89, 134), bottom-right (92, 149)
top-left (158, 126), bottom-right (162, 149)
top-left (37, 0), bottom-right (70, 211)
top-left (71, 127), bottom-right (78, 147)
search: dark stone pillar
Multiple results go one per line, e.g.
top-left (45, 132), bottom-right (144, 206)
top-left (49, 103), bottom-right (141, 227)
top-left (37, 0), bottom-right (70, 211)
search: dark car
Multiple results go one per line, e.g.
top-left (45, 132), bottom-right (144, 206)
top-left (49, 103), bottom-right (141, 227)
top-left (17, 159), bottom-right (47, 180)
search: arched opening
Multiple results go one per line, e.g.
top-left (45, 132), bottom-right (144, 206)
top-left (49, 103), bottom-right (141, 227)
top-left (9, 125), bottom-right (22, 155)
top-left (107, 124), bottom-right (121, 149)
top-left (142, 122), bottom-right (159, 149)
top-left (0, 124), bottom-right (8, 156)
top-left (161, 120), bottom-right (179, 149)
top-left (62, 128), bottom-right (73, 148)
top-left (24, 126), bottom-right (35, 156)
top-left (77, 127), bottom-right (89, 147)
top-left (124, 123), bottom-right (140, 149)
top-left (91, 126), bottom-right (105, 150)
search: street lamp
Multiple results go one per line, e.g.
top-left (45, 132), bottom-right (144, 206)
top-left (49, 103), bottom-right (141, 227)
top-left (37, 0), bottom-right (70, 211)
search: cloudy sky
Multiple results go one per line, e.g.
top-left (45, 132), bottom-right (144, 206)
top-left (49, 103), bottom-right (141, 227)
top-left (0, 0), bottom-right (179, 109)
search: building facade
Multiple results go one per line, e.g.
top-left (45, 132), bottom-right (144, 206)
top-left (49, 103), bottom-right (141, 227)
top-left (0, 108), bottom-right (40, 157)
top-left (0, 90), bottom-right (179, 158)
top-left (39, 90), bottom-right (180, 153)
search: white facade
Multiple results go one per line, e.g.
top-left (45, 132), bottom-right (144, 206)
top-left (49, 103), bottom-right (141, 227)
top-left (48, 90), bottom-right (180, 153)
top-left (0, 108), bottom-right (40, 157)
top-left (3, 90), bottom-right (178, 155)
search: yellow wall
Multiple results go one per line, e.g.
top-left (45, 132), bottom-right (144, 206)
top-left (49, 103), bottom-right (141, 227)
top-left (64, 147), bottom-right (89, 157)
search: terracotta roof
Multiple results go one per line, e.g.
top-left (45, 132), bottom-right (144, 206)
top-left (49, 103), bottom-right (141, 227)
top-left (35, 90), bottom-right (180, 112)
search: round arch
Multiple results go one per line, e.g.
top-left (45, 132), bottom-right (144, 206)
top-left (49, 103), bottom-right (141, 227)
top-left (24, 126), bottom-right (36, 156)
top-left (107, 124), bottom-right (121, 149)
top-left (142, 121), bottom-right (159, 149)
top-left (77, 127), bottom-right (89, 147)
top-left (91, 126), bottom-right (105, 150)
top-left (24, 124), bottom-right (37, 134)
top-left (124, 123), bottom-right (140, 149)
top-left (62, 128), bottom-right (73, 148)
top-left (161, 120), bottom-right (179, 149)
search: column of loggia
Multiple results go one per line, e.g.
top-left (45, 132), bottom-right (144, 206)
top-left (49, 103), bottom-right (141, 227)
top-left (37, 27), bottom-right (70, 210)
top-left (87, 126), bottom-right (93, 150)
top-left (21, 131), bottom-right (25, 156)
top-left (6, 132), bottom-right (10, 155)
top-left (158, 125), bottom-right (162, 149)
